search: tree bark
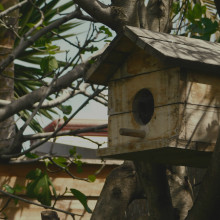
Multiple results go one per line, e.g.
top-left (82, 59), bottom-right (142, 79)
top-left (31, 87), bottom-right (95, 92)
top-left (134, 162), bottom-right (176, 220)
top-left (214, 0), bottom-right (220, 17)
top-left (185, 128), bottom-right (220, 220)
top-left (0, 0), bottom-right (18, 155)
top-left (91, 161), bottom-right (146, 220)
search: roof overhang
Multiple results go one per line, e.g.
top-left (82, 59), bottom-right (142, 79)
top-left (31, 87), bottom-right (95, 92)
top-left (85, 26), bottom-right (220, 85)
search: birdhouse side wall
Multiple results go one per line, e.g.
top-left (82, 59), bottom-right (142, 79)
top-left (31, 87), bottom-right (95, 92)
top-left (178, 69), bottom-right (220, 151)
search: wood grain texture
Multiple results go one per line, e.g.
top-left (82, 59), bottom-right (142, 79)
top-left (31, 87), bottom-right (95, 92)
top-left (108, 66), bottom-right (180, 115)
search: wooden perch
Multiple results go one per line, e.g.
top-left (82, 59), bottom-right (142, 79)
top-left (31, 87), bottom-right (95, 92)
top-left (119, 128), bottom-right (146, 138)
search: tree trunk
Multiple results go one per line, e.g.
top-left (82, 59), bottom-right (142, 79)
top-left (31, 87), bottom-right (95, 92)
top-left (91, 161), bottom-right (146, 220)
top-left (0, 0), bottom-right (18, 155)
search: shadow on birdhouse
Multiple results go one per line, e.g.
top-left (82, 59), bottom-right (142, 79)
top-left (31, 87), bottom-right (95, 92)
top-left (85, 26), bottom-right (220, 167)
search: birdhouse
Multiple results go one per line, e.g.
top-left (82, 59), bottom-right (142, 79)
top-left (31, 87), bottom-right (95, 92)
top-left (85, 26), bottom-right (220, 167)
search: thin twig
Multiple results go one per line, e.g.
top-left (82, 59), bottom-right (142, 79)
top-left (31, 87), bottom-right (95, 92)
top-left (23, 124), bottom-right (107, 141)
top-left (0, 0), bottom-right (28, 19)
top-left (0, 189), bottom-right (81, 218)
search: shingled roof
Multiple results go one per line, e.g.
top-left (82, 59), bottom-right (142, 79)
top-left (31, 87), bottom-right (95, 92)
top-left (85, 26), bottom-right (220, 85)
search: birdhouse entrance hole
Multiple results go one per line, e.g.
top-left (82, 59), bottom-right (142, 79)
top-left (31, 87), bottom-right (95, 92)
top-left (132, 89), bottom-right (154, 125)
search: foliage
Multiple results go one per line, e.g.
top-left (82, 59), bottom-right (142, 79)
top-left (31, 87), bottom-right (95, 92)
top-left (26, 168), bottom-right (57, 206)
top-left (172, 1), bottom-right (219, 41)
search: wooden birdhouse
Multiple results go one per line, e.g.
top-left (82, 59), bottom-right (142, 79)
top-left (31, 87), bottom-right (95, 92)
top-left (85, 26), bottom-right (220, 167)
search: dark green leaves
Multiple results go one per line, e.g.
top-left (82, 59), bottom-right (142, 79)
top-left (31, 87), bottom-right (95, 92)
top-left (172, 2), bottom-right (180, 15)
top-left (0, 3), bottom-right (4, 11)
top-left (88, 175), bottom-right (96, 183)
top-left (70, 189), bottom-right (92, 213)
top-left (26, 168), bottom-right (57, 206)
top-left (3, 184), bottom-right (25, 205)
top-left (186, 4), bottom-right (206, 22)
top-left (53, 157), bottom-right (67, 168)
top-left (40, 56), bottom-right (58, 73)
top-left (60, 105), bottom-right (72, 115)
top-left (25, 152), bottom-right (39, 159)
top-left (99, 26), bottom-right (112, 37)
top-left (185, 3), bottom-right (218, 41)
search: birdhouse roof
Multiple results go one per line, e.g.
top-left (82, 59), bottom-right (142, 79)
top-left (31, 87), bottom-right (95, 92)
top-left (85, 26), bottom-right (220, 85)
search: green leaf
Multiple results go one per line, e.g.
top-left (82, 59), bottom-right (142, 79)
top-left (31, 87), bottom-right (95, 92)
top-left (14, 184), bottom-right (25, 193)
top-left (201, 18), bottom-right (218, 35)
top-left (26, 169), bottom-right (56, 206)
top-left (88, 175), bottom-right (96, 182)
top-left (3, 184), bottom-right (15, 194)
top-left (172, 1), bottom-right (180, 14)
top-left (63, 116), bottom-right (68, 122)
top-left (193, 4), bottom-right (205, 19)
top-left (40, 56), bottom-right (58, 73)
top-left (69, 147), bottom-right (76, 156)
top-left (60, 105), bottom-right (72, 115)
top-left (25, 152), bottom-right (39, 159)
top-left (70, 189), bottom-right (92, 213)
top-left (0, 3), bottom-right (4, 10)
top-left (53, 157), bottom-right (67, 168)
top-left (99, 26), bottom-right (112, 37)
top-left (26, 168), bottom-right (42, 180)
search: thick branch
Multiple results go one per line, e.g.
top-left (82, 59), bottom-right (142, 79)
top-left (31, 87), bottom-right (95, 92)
top-left (0, 63), bottom-right (89, 122)
top-left (0, 0), bottom-right (28, 19)
top-left (134, 161), bottom-right (176, 220)
top-left (74, 0), bottom-right (115, 30)
top-left (186, 128), bottom-right (220, 220)
top-left (91, 161), bottom-right (145, 220)
top-left (0, 90), bottom-right (78, 108)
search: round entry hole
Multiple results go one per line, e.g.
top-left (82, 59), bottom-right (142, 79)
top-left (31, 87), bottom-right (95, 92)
top-left (132, 89), bottom-right (154, 125)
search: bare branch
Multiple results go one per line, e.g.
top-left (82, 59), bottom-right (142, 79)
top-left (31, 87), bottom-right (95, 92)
top-left (0, 86), bottom-right (106, 159)
top-left (0, 89), bottom-right (77, 108)
top-left (0, 189), bottom-right (80, 218)
top-left (74, 0), bottom-right (115, 30)
top-left (0, 99), bottom-right (10, 106)
top-left (0, 62), bottom-right (89, 122)
top-left (33, 89), bottom-right (77, 108)
top-left (48, 158), bottom-right (89, 182)
top-left (0, 0), bottom-right (28, 19)
top-left (23, 124), bottom-right (107, 141)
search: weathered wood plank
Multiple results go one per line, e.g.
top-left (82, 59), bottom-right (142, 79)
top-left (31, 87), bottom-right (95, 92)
top-left (125, 26), bottom-right (220, 52)
top-left (85, 25), bottom-right (220, 85)
top-left (184, 105), bottom-right (220, 143)
top-left (85, 36), bottom-right (135, 85)
top-left (138, 36), bottom-right (220, 66)
top-left (98, 145), bottom-right (212, 167)
top-left (183, 69), bottom-right (220, 107)
top-left (108, 67), bottom-right (180, 115)
top-left (108, 104), bottom-right (179, 148)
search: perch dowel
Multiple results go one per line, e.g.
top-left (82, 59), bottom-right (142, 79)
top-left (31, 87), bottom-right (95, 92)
top-left (119, 128), bottom-right (146, 138)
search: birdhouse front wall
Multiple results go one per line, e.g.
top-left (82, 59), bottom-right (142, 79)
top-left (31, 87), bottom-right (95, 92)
top-left (108, 49), bottom-right (183, 153)
top-left (105, 48), bottom-right (220, 157)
